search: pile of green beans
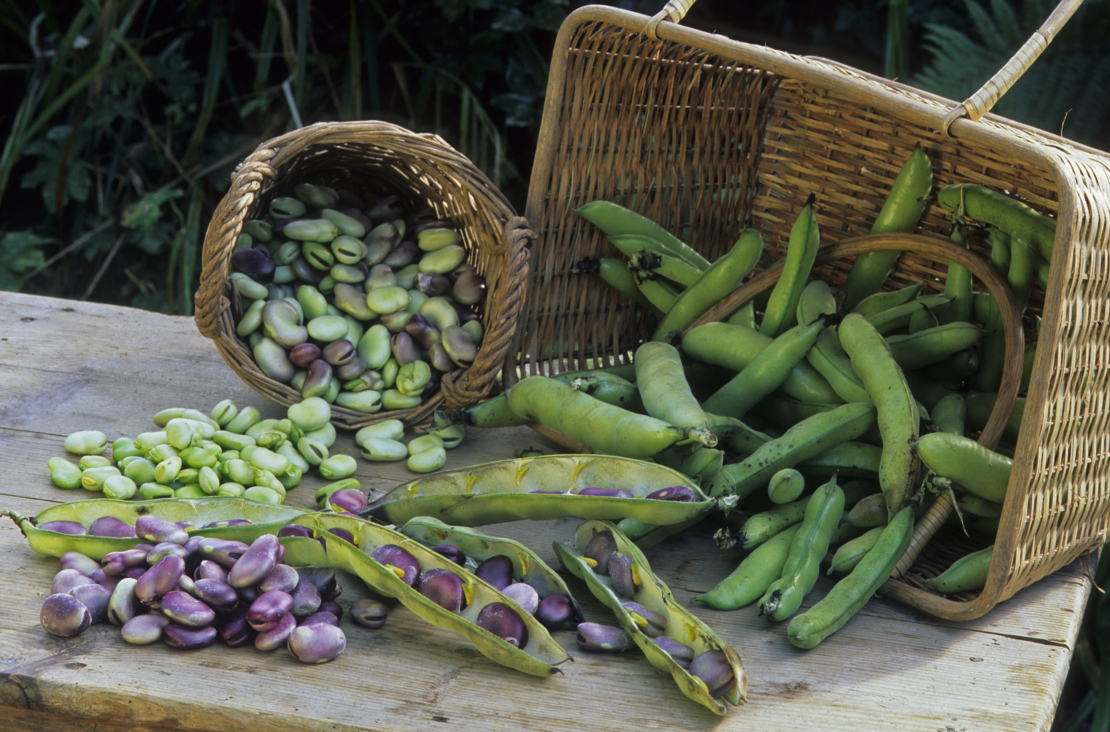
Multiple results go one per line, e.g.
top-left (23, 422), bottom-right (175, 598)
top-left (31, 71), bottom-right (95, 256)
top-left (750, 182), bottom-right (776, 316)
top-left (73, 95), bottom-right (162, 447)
top-left (49, 397), bottom-right (368, 505)
top-left (228, 183), bottom-right (488, 417)
top-left (509, 150), bottom-right (1048, 647)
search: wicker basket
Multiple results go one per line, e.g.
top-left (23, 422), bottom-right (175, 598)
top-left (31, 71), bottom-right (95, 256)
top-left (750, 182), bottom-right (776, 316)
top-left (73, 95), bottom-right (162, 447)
top-left (195, 121), bottom-right (531, 430)
top-left (510, 1), bottom-right (1110, 620)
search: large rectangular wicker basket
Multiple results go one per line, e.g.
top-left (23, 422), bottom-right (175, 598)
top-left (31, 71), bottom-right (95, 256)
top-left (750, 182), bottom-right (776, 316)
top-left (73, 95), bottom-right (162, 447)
top-left (510, 2), bottom-right (1110, 620)
top-left (195, 121), bottom-right (531, 430)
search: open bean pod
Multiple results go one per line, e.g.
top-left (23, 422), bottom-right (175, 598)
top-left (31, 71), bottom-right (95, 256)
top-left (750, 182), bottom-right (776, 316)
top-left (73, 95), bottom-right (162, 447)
top-left (362, 454), bottom-right (715, 526)
top-left (553, 520), bottom-right (747, 715)
top-left (4, 497), bottom-right (311, 560)
top-left (284, 512), bottom-right (571, 677)
top-left (398, 516), bottom-right (585, 628)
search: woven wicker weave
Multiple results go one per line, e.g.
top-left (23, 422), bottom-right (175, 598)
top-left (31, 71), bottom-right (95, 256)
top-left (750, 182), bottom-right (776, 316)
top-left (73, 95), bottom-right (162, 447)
top-left (195, 121), bottom-right (531, 430)
top-left (513, 2), bottom-right (1110, 620)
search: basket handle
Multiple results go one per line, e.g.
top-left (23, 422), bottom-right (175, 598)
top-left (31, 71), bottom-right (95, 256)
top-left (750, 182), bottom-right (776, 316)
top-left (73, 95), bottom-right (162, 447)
top-left (941, 0), bottom-right (1083, 135)
top-left (645, 0), bottom-right (695, 39)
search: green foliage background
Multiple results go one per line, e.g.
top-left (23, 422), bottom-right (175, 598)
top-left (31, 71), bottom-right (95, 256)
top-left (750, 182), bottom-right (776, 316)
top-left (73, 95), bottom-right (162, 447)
top-left (1, 0), bottom-right (1105, 315)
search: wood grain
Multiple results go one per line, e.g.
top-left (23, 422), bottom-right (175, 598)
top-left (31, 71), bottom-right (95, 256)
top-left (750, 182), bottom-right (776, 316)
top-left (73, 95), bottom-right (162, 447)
top-left (0, 291), bottom-right (1089, 731)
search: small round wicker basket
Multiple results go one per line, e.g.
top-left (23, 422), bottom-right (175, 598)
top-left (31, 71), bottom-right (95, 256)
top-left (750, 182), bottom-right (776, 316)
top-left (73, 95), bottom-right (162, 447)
top-left (194, 121), bottom-right (531, 429)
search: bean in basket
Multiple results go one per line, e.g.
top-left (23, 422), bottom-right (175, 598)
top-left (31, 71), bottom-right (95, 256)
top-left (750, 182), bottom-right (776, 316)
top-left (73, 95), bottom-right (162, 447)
top-left (228, 184), bottom-right (487, 419)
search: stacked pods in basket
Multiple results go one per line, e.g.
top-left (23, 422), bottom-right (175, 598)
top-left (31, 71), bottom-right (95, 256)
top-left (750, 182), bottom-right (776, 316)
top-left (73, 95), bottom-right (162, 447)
top-left (446, 142), bottom-right (1054, 649)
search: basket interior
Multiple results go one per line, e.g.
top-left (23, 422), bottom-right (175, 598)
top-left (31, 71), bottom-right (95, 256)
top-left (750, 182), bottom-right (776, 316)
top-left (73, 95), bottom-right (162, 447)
top-left (517, 11), bottom-right (1110, 618)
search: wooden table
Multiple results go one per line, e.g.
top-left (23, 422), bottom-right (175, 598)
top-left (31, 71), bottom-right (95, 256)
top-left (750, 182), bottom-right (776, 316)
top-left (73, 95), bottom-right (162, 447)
top-left (0, 291), bottom-right (1091, 732)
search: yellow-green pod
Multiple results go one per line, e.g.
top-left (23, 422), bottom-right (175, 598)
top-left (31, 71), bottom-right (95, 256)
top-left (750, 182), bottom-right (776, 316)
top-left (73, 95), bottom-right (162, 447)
top-left (827, 525), bottom-right (885, 575)
top-left (554, 520), bottom-right (747, 714)
top-left (694, 524), bottom-right (802, 610)
top-left (925, 545), bottom-right (994, 594)
top-left (287, 512), bottom-right (570, 677)
top-left (364, 454), bottom-right (715, 527)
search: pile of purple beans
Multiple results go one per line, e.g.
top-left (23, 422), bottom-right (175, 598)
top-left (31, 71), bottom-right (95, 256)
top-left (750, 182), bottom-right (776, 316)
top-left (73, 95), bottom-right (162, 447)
top-left (37, 514), bottom-right (383, 664)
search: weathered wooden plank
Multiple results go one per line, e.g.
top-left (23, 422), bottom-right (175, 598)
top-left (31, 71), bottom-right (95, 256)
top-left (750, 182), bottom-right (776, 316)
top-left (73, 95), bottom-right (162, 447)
top-left (0, 291), bottom-right (1090, 732)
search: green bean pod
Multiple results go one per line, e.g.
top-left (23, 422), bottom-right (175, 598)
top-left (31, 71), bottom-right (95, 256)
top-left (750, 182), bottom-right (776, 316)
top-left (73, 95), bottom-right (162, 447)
top-left (506, 376), bottom-right (715, 459)
top-left (912, 432), bottom-right (1013, 503)
top-left (362, 454), bottom-right (715, 527)
top-left (805, 326), bottom-right (870, 404)
top-left (4, 497), bottom-right (310, 560)
top-left (786, 504), bottom-right (915, 649)
top-left (761, 194), bottom-right (820, 337)
top-left (694, 524), bottom-right (802, 610)
top-left (701, 316), bottom-right (830, 419)
top-left (554, 520), bottom-right (747, 714)
top-left (571, 373), bottom-right (645, 414)
top-left (575, 256), bottom-right (662, 316)
top-left (937, 183), bottom-right (1057, 261)
top-left (795, 279), bottom-right (838, 328)
top-left (742, 478), bottom-right (873, 550)
top-left (682, 322), bottom-right (841, 405)
top-left (925, 545), bottom-right (994, 594)
top-left (864, 293), bottom-right (951, 335)
top-left (757, 474), bottom-right (845, 621)
top-left (850, 282), bottom-right (924, 318)
top-left (842, 143), bottom-right (934, 309)
top-left (287, 512), bottom-right (570, 676)
top-left (839, 313), bottom-right (920, 520)
top-left (634, 341), bottom-right (714, 430)
top-left (574, 200), bottom-right (711, 270)
top-left (398, 516), bottom-right (585, 627)
top-left (930, 392), bottom-right (966, 436)
top-left (706, 401), bottom-right (876, 499)
top-left (652, 229), bottom-right (764, 341)
top-left (941, 225), bottom-right (975, 325)
top-left (885, 322), bottom-right (986, 371)
top-left (827, 525), bottom-right (885, 575)
top-left (637, 277), bottom-right (682, 314)
top-left (435, 364), bottom-right (638, 429)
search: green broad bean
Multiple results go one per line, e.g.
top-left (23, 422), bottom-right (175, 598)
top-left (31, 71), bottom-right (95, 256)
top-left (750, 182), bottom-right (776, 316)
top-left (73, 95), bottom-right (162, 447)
top-left (407, 445), bottom-right (447, 474)
top-left (243, 220), bottom-right (272, 242)
top-left (78, 455), bottom-right (112, 470)
top-left (250, 447), bottom-right (290, 475)
top-left (111, 438), bottom-right (145, 463)
top-left (418, 244), bottom-right (467, 274)
top-left (287, 396), bottom-right (331, 432)
top-left (198, 466), bottom-right (221, 495)
top-left (380, 359), bottom-right (400, 389)
top-left (225, 406), bottom-right (262, 435)
top-left (365, 454), bottom-right (715, 527)
top-left (135, 430), bottom-right (169, 452)
top-left (243, 485), bottom-right (282, 504)
top-left (210, 400), bottom-right (239, 427)
top-left (553, 520), bottom-right (746, 714)
top-left (179, 446), bottom-right (218, 470)
top-left (426, 423), bottom-right (465, 449)
top-left (319, 454), bottom-right (358, 480)
top-left (380, 389), bottom-right (420, 411)
top-left (65, 430), bottom-right (108, 456)
top-left (355, 420), bottom-right (406, 445)
top-left (176, 467), bottom-right (200, 485)
top-left (212, 430), bottom-right (256, 451)
top-left (81, 465), bottom-right (121, 492)
top-left (153, 456), bottom-right (182, 485)
top-left (303, 422), bottom-right (337, 448)
top-left (139, 482), bottom-right (175, 500)
top-left (296, 436), bottom-right (329, 466)
top-left (336, 390), bottom-right (385, 413)
top-left (757, 474), bottom-right (845, 622)
top-left (396, 361), bottom-right (432, 397)
top-left (407, 435), bottom-right (444, 455)
top-left (360, 437), bottom-right (408, 462)
top-left (287, 512), bottom-right (570, 677)
top-left (238, 444), bottom-right (259, 465)
top-left (173, 484), bottom-right (207, 499)
top-left (236, 298), bottom-right (266, 337)
top-left (102, 475), bottom-right (138, 500)
top-left (694, 524), bottom-right (802, 610)
top-left (122, 458), bottom-right (157, 486)
top-left (224, 459), bottom-right (256, 486)
top-left (47, 458), bottom-right (83, 489)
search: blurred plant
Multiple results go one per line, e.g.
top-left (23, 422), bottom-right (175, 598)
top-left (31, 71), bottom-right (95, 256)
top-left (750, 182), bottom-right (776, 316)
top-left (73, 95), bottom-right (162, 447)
top-left (0, 0), bottom-right (568, 313)
top-left (912, 0), bottom-right (1110, 148)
